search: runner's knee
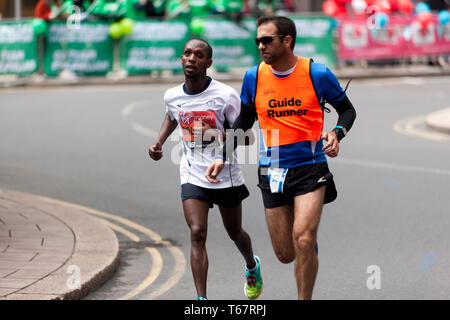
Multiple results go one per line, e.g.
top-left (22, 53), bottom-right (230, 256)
top-left (189, 224), bottom-right (207, 243)
top-left (293, 230), bottom-right (316, 254)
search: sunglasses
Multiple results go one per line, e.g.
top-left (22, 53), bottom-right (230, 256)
top-left (254, 35), bottom-right (284, 46)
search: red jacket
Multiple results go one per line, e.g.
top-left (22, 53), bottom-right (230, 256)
top-left (34, 0), bottom-right (61, 20)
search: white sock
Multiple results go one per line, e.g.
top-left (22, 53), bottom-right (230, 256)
top-left (246, 257), bottom-right (257, 272)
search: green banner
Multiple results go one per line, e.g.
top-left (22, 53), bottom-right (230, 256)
top-left (44, 21), bottom-right (113, 76)
top-left (202, 18), bottom-right (258, 70)
top-left (290, 15), bottom-right (336, 67)
top-left (0, 16), bottom-right (335, 77)
top-left (0, 20), bottom-right (38, 75)
top-left (119, 20), bottom-right (190, 74)
top-left (118, 16), bottom-right (335, 74)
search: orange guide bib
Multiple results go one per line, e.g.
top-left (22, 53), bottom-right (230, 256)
top-left (255, 58), bottom-right (323, 148)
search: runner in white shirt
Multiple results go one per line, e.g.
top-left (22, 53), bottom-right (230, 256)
top-left (164, 74), bottom-right (244, 189)
top-left (148, 39), bottom-right (263, 300)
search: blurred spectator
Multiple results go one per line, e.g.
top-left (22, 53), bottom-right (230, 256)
top-left (188, 0), bottom-right (212, 17)
top-left (165, 0), bottom-right (211, 19)
top-left (165, 0), bottom-right (190, 19)
top-left (35, 0), bottom-right (64, 20)
top-left (211, 0), bottom-right (244, 22)
top-left (62, 0), bottom-right (91, 17)
top-left (125, 0), bottom-right (165, 18)
top-left (65, 0), bottom-right (92, 12)
top-left (143, 0), bottom-right (166, 17)
top-left (283, 0), bottom-right (293, 12)
top-left (424, 0), bottom-right (449, 11)
top-left (212, 0), bottom-right (243, 14)
top-left (125, 0), bottom-right (148, 18)
top-left (255, 0), bottom-right (285, 16)
top-left (91, 0), bottom-right (126, 19)
top-left (211, 0), bottom-right (244, 23)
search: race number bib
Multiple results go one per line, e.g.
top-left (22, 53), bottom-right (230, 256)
top-left (268, 168), bottom-right (289, 193)
top-left (179, 111), bottom-right (217, 148)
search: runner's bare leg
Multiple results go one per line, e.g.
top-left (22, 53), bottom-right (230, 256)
top-left (265, 204), bottom-right (296, 264)
top-left (292, 186), bottom-right (325, 300)
top-left (183, 199), bottom-right (210, 298)
top-left (219, 204), bottom-right (255, 268)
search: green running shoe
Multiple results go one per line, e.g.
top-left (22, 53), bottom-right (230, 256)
top-left (244, 256), bottom-right (263, 299)
top-left (196, 296), bottom-right (207, 300)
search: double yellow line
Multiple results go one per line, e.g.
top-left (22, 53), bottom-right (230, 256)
top-left (36, 195), bottom-right (186, 300)
top-left (393, 114), bottom-right (450, 141)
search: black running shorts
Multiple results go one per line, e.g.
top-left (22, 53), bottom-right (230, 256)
top-left (181, 183), bottom-right (250, 208)
top-left (257, 162), bottom-right (337, 209)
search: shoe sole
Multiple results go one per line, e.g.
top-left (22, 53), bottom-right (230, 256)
top-left (244, 282), bottom-right (263, 300)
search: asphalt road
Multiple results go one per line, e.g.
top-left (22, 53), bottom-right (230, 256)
top-left (1, 76), bottom-right (449, 300)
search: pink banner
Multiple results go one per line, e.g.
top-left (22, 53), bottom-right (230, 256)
top-left (338, 15), bottom-right (450, 60)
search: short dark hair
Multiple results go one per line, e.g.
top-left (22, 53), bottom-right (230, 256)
top-left (185, 38), bottom-right (213, 60)
top-left (257, 16), bottom-right (297, 50)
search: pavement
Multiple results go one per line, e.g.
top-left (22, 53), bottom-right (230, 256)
top-left (0, 64), bottom-right (450, 300)
top-left (0, 189), bottom-right (119, 300)
top-left (1, 63), bottom-right (450, 88)
top-left (425, 107), bottom-right (450, 134)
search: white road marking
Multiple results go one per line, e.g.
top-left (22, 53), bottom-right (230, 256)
top-left (121, 100), bottom-right (148, 118)
top-left (401, 77), bottom-right (426, 85)
top-left (333, 158), bottom-right (450, 176)
top-left (122, 101), bottom-right (159, 138)
top-left (350, 77), bottom-right (426, 86)
top-left (132, 122), bottom-right (158, 138)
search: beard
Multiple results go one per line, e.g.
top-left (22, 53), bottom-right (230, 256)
top-left (262, 54), bottom-right (274, 65)
top-left (260, 48), bottom-right (282, 65)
